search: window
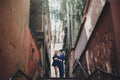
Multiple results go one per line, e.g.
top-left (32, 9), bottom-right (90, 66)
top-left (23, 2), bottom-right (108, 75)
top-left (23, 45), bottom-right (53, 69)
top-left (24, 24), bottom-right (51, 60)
top-left (31, 48), bottom-right (34, 61)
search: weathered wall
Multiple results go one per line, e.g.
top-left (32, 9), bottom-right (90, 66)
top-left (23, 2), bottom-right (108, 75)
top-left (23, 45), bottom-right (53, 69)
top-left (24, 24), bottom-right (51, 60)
top-left (75, 28), bottom-right (87, 59)
top-left (84, 0), bottom-right (106, 39)
top-left (69, 49), bottom-right (75, 77)
top-left (0, 0), bottom-right (30, 79)
top-left (43, 11), bottom-right (51, 77)
top-left (27, 31), bottom-right (39, 76)
top-left (81, 3), bottom-right (117, 75)
top-left (75, 0), bottom-right (106, 60)
top-left (110, 0), bottom-right (120, 73)
top-left (30, 0), bottom-right (43, 32)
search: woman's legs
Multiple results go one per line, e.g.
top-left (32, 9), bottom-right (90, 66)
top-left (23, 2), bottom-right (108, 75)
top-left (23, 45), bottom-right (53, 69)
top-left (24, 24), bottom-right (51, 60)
top-left (54, 66), bottom-right (58, 77)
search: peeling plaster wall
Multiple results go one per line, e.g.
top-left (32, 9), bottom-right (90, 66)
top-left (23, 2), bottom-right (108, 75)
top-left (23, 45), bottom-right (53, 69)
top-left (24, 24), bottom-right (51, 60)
top-left (0, 0), bottom-right (30, 79)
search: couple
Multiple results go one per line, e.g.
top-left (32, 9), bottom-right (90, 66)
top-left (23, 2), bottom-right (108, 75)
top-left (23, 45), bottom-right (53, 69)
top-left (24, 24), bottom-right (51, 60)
top-left (52, 50), bottom-right (65, 78)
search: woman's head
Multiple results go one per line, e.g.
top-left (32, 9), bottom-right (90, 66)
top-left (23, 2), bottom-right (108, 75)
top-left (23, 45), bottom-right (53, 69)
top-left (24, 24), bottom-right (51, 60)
top-left (54, 50), bottom-right (59, 56)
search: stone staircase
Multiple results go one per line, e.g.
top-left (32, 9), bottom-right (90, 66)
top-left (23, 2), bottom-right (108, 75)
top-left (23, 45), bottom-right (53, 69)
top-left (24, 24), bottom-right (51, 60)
top-left (37, 78), bottom-right (78, 80)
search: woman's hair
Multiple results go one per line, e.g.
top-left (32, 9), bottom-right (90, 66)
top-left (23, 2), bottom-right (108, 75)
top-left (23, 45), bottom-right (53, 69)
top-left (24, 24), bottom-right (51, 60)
top-left (54, 50), bottom-right (59, 56)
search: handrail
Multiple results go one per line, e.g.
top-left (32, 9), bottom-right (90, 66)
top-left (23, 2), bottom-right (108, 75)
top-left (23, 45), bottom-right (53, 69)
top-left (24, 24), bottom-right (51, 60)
top-left (73, 59), bottom-right (120, 80)
top-left (72, 59), bottom-right (88, 80)
top-left (77, 60), bottom-right (88, 78)
top-left (87, 67), bottom-right (120, 80)
top-left (30, 59), bottom-right (41, 79)
top-left (98, 67), bottom-right (120, 78)
top-left (9, 59), bottom-right (41, 80)
top-left (9, 69), bottom-right (30, 80)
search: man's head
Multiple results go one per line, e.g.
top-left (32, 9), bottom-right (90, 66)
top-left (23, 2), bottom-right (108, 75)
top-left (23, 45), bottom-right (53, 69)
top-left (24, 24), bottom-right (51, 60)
top-left (59, 49), bottom-right (62, 52)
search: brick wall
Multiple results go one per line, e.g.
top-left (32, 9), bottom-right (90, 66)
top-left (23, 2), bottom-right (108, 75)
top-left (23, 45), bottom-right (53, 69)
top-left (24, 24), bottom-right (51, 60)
top-left (110, 0), bottom-right (120, 73)
top-left (81, 3), bottom-right (117, 75)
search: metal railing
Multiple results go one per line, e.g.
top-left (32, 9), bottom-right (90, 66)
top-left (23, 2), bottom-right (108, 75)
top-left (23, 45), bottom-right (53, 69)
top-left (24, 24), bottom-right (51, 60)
top-left (9, 59), bottom-right (41, 80)
top-left (9, 69), bottom-right (30, 80)
top-left (73, 59), bottom-right (120, 80)
top-left (72, 59), bottom-right (88, 80)
top-left (87, 67), bottom-right (120, 80)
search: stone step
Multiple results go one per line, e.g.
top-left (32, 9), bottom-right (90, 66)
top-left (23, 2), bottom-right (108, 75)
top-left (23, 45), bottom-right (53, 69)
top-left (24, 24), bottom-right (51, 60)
top-left (37, 78), bottom-right (78, 80)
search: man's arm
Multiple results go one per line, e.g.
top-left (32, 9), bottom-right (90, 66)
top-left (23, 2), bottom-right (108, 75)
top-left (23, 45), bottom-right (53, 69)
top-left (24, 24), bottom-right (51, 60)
top-left (54, 58), bottom-right (62, 61)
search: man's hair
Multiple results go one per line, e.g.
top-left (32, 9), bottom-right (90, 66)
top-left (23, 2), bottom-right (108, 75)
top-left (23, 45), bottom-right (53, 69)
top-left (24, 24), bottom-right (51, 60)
top-left (59, 49), bottom-right (62, 52)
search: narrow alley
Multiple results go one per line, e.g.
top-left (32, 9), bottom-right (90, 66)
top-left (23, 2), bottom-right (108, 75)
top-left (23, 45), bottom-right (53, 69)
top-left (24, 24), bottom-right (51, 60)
top-left (0, 0), bottom-right (120, 80)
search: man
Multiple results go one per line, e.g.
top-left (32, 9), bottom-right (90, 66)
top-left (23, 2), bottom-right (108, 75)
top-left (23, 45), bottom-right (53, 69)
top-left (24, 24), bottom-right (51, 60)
top-left (58, 50), bottom-right (65, 78)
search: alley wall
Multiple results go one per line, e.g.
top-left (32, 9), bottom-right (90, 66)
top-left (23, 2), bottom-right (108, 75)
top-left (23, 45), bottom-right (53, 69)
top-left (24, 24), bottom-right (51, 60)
top-left (0, 0), bottom-right (39, 79)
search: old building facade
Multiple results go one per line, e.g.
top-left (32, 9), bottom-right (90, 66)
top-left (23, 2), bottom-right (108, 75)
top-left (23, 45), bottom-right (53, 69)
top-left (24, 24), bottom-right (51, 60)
top-left (0, 0), bottom-right (51, 79)
top-left (70, 0), bottom-right (120, 79)
top-left (0, 0), bottom-right (41, 79)
top-left (30, 0), bottom-right (51, 77)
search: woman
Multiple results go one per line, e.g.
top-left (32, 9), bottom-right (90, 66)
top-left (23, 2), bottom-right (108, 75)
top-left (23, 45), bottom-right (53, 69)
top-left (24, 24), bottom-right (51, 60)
top-left (52, 50), bottom-right (61, 77)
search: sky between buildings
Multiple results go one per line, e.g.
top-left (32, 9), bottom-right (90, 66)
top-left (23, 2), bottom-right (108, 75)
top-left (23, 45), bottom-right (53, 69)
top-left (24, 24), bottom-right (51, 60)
top-left (49, 0), bottom-right (61, 32)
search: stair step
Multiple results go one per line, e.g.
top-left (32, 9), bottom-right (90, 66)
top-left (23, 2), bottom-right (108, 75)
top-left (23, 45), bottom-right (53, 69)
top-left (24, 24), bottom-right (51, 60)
top-left (37, 78), bottom-right (78, 80)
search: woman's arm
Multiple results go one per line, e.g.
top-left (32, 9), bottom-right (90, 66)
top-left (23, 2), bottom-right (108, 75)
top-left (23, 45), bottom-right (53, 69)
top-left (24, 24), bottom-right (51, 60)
top-left (54, 57), bottom-right (62, 61)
